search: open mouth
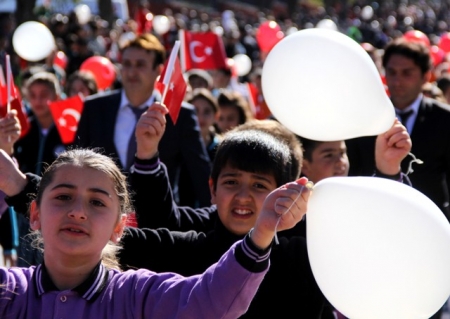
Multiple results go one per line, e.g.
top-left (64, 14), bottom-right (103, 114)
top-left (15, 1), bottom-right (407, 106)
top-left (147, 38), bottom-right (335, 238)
top-left (232, 208), bottom-right (253, 219)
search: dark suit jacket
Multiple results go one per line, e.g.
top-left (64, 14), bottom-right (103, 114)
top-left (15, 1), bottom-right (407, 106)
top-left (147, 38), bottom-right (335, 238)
top-left (346, 97), bottom-right (450, 220)
top-left (75, 90), bottom-right (212, 207)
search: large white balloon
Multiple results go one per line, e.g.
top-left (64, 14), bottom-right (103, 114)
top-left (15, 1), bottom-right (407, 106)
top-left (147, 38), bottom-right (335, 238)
top-left (232, 54), bottom-right (252, 76)
top-left (307, 177), bottom-right (450, 319)
top-left (12, 21), bottom-right (55, 62)
top-left (153, 15), bottom-right (170, 35)
top-left (262, 29), bottom-right (394, 141)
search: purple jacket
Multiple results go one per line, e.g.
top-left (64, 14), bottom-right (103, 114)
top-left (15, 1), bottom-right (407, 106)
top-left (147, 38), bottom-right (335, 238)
top-left (0, 239), bottom-right (269, 319)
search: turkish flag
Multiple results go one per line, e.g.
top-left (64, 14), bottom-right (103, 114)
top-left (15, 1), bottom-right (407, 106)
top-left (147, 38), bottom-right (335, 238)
top-left (155, 56), bottom-right (187, 125)
top-left (246, 82), bottom-right (271, 120)
top-left (0, 65), bottom-right (30, 138)
top-left (180, 30), bottom-right (227, 71)
top-left (49, 95), bottom-right (84, 144)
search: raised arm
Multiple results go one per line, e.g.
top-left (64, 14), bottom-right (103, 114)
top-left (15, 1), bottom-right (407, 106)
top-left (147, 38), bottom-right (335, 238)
top-left (131, 103), bottom-right (215, 231)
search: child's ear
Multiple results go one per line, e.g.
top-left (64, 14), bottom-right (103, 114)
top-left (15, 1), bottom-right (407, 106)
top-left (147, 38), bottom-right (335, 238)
top-left (110, 214), bottom-right (127, 243)
top-left (29, 200), bottom-right (41, 231)
top-left (209, 178), bottom-right (217, 205)
top-left (301, 160), bottom-right (311, 178)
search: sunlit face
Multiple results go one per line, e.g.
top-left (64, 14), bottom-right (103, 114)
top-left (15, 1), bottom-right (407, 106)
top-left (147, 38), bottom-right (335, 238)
top-left (385, 54), bottom-right (428, 110)
top-left (217, 105), bottom-right (240, 133)
top-left (192, 97), bottom-right (217, 136)
top-left (121, 47), bottom-right (160, 97)
top-left (302, 141), bottom-right (350, 184)
top-left (27, 83), bottom-right (56, 119)
top-left (30, 165), bottom-right (125, 262)
top-left (68, 79), bottom-right (91, 98)
top-left (210, 164), bottom-right (277, 236)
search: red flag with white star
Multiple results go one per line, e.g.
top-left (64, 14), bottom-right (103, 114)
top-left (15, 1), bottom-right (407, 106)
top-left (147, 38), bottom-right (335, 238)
top-left (155, 41), bottom-right (187, 124)
top-left (0, 62), bottom-right (30, 138)
top-left (49, 95), bottom-right (84, 144)
top-left (180, 30), bottom-right (227, 71)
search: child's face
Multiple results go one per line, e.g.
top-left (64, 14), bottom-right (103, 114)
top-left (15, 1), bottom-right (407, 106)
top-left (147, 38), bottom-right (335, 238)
top-left (192, 97), bottom-right (217, 135)
top-left (302, 141), bottom-right (350, 184)
top-left (68, 79), bottom-right (91, 98)
top-left (27, 83), bottom-right (57, 118)
top-left (210, 164), bottom-right (277, 236)
top-left (30, 165), bottom-right (125, 262)
top-left (217, 105), bottom-right (240, 133)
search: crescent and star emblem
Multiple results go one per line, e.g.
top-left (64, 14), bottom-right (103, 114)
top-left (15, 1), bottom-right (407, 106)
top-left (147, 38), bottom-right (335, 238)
top-left (58, 108), bottom-right (81, 132)
top-left (189, 41), bottom-right (213, 63)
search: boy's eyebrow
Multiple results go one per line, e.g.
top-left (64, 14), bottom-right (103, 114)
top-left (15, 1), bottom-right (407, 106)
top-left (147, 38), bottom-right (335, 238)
top-left (318, 146), bottom-right (347, 153)
top-left (50, 183), bottom-right (112, 197)
top-left (219, 172), bottom-right (273, 184)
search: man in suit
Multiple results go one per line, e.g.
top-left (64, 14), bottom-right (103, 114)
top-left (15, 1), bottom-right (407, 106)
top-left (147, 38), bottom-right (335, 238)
top-left (76, 33), bottom-right (212, 207)
top-left (347, 38), bottom-right (450, 223)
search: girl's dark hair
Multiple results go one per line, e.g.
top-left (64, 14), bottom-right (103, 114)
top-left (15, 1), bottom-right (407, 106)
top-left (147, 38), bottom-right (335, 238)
top-left (210, 130), bottom-right (292, 189)
top-left (65, 70), bottom-right (98, 96)
top-left (188, 88), bottom-right (219, 113)
top-left (217, 90), bottom-right (253, 126)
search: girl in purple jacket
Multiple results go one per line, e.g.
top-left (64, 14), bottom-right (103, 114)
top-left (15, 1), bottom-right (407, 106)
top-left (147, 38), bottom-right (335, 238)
top-left (0, 148), bottom-right (310, 319)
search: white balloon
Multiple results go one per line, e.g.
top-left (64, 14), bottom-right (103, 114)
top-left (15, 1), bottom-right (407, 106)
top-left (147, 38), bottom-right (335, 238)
top-left (286, 26), bottom-right (299, 35)
top-left (307, 177), bottom-right (450, 319)
top-left (262, 29), bottom-right (394, 141)
top-left (232, 54), bottom-right (252, 76)
top-left (153, 15), bottom-right (170, 35)
top-left (361, 5), bottom-right (374, 20)
top-left (316, 19), bottom-right (337, 31)
top-left (74, 4), bottom-right (91, 25)
top-left (12, 21), bottom-right (55, 62)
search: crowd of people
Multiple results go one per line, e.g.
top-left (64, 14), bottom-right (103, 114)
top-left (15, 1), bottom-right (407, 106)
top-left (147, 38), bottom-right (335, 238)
top-left (0, 0), bottom-right (449, 318)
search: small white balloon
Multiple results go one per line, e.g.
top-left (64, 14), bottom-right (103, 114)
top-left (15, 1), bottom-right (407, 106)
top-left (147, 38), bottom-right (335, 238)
top-left (213, 26), bottom-right (224, 36)
top-left (232, 54), bottom-right (252, 76)
top-left (262, 28), bottom-right (394, 141)
top-left (286, 26), bottom-right (299, 35)
top-left (152, 15), bottom-right (170, 35)
top-left (361, 5), bottom-right (374, 20)
top-left (74, 4), bottom-right (91, 24)
top-left (316, 19), bottom-right (337, 31)
top-left (307, 177), bottom-right (450, 319)
top-left (12, 21), bottom-right (56, 62)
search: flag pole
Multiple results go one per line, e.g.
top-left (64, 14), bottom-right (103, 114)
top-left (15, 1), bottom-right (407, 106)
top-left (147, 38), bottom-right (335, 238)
top-left (5, 55), bottom-right (11, 142)
top-left (6, 55), bottom-right (11, 114)
top-left (161, 40), bottom-right (181, 103)
top-left (0, 65), bottom-right (5, 88)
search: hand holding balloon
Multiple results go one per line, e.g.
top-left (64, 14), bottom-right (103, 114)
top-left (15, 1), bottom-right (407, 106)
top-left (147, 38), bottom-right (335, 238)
top-left (251, 177), bottom-right (311, 249)
top-left (262, 29), bottom-right (395, 141)
top-left (375, 119), bottom-right (412, 176)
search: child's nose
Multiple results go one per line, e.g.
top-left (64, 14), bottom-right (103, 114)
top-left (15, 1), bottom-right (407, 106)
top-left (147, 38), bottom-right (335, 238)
top-left (68, 200), bottom-right (87, 220)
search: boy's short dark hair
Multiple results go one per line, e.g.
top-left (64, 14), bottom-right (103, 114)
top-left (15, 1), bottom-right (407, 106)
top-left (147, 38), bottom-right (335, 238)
top-left (299, 136), bottom-right (324, 162)
top-left (210, 129), bottom-right (292, 189)
top-left (382, 38), bottom-right (432, 74)
top-left (234, 119), bottom-right (303, 181)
